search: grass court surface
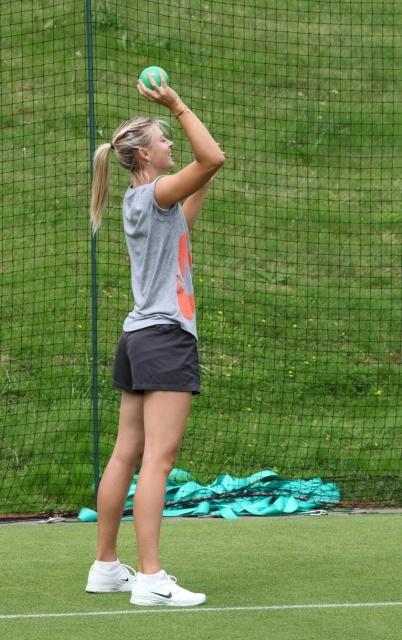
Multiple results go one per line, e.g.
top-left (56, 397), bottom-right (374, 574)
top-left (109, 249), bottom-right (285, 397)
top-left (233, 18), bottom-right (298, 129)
top-left (1, 514), bottom-right (401, 639)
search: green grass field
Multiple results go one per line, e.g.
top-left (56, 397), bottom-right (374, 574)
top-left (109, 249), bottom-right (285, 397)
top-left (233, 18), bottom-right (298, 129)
top-left (0, 0), bottom-right (401, 514)
top-left (1, 515), bottom-right (401, 639)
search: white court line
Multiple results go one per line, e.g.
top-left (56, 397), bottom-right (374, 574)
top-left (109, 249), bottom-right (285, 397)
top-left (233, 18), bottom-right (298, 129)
top-left (0, 602), bottom-right (401, 620)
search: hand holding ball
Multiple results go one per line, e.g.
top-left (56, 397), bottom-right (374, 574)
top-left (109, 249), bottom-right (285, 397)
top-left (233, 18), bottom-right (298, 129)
top-left (139, 66), bottom-right (169, 89)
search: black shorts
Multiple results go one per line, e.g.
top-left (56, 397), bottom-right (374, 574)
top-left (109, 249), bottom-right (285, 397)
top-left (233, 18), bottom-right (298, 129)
top-left (112, 324), bottom-right (200, 395)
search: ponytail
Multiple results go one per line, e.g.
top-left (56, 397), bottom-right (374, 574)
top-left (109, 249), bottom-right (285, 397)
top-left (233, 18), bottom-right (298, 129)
top-left (90, 116), bottom-right (170, 233)
top-left (90, 143), bottom-right (113, 234)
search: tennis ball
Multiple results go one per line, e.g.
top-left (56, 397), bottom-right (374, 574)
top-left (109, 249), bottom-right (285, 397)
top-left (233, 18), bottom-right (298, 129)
top-left (139, 66), bottom-right (169, 89)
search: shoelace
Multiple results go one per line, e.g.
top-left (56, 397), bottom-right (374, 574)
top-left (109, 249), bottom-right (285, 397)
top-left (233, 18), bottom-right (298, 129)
top-left (165, 574), bottom-right (180, 591)
top-left (120, 563), bottom-right (137, 578)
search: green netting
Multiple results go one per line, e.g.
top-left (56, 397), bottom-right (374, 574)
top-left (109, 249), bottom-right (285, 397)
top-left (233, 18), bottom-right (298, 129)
top-left (1, 0), bottom-right (401, 516)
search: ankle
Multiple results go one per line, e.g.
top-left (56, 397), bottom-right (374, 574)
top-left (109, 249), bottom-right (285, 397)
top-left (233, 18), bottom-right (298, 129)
top-left (95, 556), bottom-right (119, 565)
top-left (138, 564), bottom-right (162, 575)
top-left (137, 570), bottom-right (165, 584)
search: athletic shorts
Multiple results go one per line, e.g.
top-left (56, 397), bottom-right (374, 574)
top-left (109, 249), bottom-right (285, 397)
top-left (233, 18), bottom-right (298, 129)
top-left (112, 324), bottom-right (200, 395)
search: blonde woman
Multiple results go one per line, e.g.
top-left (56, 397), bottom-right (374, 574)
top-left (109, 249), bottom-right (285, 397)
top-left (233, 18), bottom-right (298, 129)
top-left (85, 73), bottom-right (225, 606)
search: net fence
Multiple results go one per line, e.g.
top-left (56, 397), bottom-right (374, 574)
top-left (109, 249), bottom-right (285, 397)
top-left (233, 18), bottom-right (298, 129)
top-left (1, 0), bottom-right (401, 516)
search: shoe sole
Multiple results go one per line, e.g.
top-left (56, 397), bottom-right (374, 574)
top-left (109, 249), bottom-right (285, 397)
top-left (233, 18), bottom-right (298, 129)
top-left (130, 595), bottom-right (206, 607)
top-left (86, 584), bottom-right (133, 593)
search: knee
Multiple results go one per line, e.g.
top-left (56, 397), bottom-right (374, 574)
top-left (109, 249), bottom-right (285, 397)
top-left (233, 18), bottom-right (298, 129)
top-left (142, 454), bottom-right (176, 477)
top-left (112, 448), bottom-right (144, 473)
top-left (161, 456), bottom-right (176, 476)
top-left (155, 456), bottom-right (176, 477)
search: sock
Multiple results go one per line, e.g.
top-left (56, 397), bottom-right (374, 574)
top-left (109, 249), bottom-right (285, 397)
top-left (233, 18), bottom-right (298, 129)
top-left (94, 559), bottom-right (120, 572)
top-left (137, 570), bottom-right (165, 584)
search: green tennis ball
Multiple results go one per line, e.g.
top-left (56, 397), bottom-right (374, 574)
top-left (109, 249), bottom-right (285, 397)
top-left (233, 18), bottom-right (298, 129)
top-left (139, 66), bottom-right (169, 89)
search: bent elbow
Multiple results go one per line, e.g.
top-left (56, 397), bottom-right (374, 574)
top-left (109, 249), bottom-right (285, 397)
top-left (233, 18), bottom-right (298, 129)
top-left (211, 152), bottom-right (226, 169)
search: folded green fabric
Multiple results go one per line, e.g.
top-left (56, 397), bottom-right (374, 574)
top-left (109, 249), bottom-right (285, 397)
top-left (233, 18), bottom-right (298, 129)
top-left (78, 469), bottom-right (340, 522)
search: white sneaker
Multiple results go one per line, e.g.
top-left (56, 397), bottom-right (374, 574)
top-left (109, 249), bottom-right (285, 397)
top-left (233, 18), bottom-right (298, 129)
top-left (85, 561), bottom-right (136, 593)
top-left (130, 570), bottom-right (206, 606)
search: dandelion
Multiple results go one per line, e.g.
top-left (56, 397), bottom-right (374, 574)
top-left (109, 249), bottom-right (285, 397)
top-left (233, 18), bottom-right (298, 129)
top-left (374, 390), bottom-right (382, 396)
top-left (288, 370), bottom-right (293, 376)
top-left (247, 407), bottom-right (252, 412)
top-left (262, 319), bottom-right (266, 323)
top-left (374, 443), bottom-right (379, 447)
top-left (218, 310), bottom-right (223, 315)
top-left (78, 324), bottom-right (83, 328)
top-left (211, 278), bottom-right (215, 282)
top-left (226, 373), bottom-right (231, 377)
top-left (199, 278), bottom-right (203, 282)
top-left (304, 361), bottom-right (309, 365)
top-left (293, 324), bottom-right (297, 328)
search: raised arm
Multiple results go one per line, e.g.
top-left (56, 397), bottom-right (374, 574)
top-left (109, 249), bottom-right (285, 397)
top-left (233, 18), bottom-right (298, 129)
top-left (137, 74), bottom-right (225, 209)
top-left (181, 182), bottom-right (211, 231)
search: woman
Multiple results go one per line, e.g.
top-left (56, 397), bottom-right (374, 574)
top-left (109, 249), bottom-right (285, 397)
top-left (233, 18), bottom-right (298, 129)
top-left (85, 72), bottom-right (225, 606)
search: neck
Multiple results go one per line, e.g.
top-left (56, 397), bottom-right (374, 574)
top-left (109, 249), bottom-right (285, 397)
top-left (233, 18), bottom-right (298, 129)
top-left (134, 168), bottom-right (165, 187)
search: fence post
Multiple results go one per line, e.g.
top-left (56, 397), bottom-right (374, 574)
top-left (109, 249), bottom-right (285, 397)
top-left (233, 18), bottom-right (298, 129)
top-left (85, 0), bottom-right (100, 503)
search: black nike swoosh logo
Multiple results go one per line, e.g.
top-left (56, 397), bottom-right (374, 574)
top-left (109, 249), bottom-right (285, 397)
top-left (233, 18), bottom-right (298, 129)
top-left (120, 578), bottom-right (130, 582)
top-left (150, 591), bottom-right (173, 599)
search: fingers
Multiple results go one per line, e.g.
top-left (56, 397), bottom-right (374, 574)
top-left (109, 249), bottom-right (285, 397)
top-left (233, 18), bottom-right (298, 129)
top-left (158, 70), bottom-right (168, 87)
top-left (137, 76), bottom-right (182, 113)
top-left (137, 72), bottom-right (169, 99)
top-left (137, 78), bottom-right (158, 102)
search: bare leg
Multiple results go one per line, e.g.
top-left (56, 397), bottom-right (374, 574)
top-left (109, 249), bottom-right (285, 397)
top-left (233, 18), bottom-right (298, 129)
top-left (134, 390), bottom-right (192, 574)
top-left (96, 391), bottom-right (145, 562)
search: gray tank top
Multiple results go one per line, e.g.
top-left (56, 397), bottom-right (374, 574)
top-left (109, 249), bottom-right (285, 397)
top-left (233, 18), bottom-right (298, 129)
top-left (122, 177), bottom-right (197, 339)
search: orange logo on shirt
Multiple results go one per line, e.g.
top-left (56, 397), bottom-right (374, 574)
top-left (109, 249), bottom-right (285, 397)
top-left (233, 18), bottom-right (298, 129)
top-left (177, 232), bottom-right (195, 320)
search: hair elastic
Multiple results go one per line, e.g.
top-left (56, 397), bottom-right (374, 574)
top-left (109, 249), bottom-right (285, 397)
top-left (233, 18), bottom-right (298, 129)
top-left (175, 108), bottom-right (190, 119)
top-left (110, 143), bottom-right (114, 150)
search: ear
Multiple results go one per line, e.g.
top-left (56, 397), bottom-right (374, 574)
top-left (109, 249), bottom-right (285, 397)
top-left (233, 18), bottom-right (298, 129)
top-left (137, 148), bottom-right (150, 162)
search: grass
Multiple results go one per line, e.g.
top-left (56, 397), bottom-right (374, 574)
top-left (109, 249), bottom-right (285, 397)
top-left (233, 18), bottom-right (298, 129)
top-left (0, 0), bottom-right (401, 513)
top-left (0, 515), bottom-right (401, 639)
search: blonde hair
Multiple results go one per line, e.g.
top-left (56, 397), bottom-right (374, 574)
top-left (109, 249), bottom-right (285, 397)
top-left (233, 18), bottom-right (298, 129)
top-left (90, 116), bottom-right (168, 233)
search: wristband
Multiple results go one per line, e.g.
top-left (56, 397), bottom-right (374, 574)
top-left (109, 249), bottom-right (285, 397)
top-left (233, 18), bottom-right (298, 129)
top-left (175, 108), bottom-right (190, 118)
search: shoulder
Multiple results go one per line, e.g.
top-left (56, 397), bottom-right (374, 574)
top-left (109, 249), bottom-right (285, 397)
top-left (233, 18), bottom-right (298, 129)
top-left (123, 182), bottom-right (154, 214)
top-left (123, 180), bottom-right (182, 227)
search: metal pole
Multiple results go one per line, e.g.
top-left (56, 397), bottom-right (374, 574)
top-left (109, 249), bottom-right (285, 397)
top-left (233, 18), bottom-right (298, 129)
top-left (85, 0), bottom-right (100, 503)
